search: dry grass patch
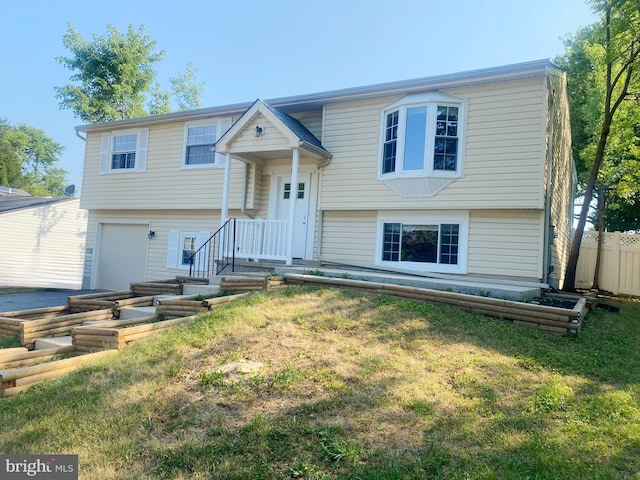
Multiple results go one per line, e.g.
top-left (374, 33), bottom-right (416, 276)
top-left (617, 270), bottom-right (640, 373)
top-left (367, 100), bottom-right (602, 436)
top-left (1, 286), bottom-right (639, 479)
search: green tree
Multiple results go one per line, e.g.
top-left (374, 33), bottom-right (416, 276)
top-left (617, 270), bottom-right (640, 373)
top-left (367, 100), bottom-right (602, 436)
top-left (148, 83), bottom-right (171, 115)
top-left (0, 119), bottom-right (24, 188)
top-left (0, 119), bottom-right (67, 196)
top-left (55, 23), bottom-right (165, 122)
top-left (170, 62), bottom-right (205, 111)
top-left (55, 23), bottom-right (204, 122)
top-left (557, 0), bottom-right (640, 292)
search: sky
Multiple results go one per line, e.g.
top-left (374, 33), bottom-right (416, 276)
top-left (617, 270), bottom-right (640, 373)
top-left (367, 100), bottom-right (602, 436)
top-left (0, 0), bottom-right (597, 194)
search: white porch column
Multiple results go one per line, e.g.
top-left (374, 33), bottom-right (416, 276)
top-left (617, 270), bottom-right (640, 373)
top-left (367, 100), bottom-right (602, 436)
top-left (220, 154), bottom-right (232, 226)
top-left (285, 147), bottom-right (300, 265)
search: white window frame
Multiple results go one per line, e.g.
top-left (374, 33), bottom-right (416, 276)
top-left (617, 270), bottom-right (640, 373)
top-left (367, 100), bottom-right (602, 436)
top-left (182, 118), bottom-right (232, 169)
top-left (99, 128), bottom-right (149, 174)
top-left (375, 211), bottom-right (468, 274)
top-left (179, 232), bottom-right (198, 269)
top-left (166, 230), bottom-right (211, 271)
top-left (378, 92), bottom-right (467, 180)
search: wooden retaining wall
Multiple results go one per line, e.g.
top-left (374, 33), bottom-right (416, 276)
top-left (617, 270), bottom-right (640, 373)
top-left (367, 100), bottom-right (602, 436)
top-left (0, 349), bottom-right (117, 397)
top-left (0, 308), bottom-right (114, 349)
top-left (72, 315), bottom-right (199, 352)
top-left (284, 273), bottom-right (589, 334)
top-left (156, 292), bottom-right (250, 318)
top-left (219, 275), bottom-right (286, 292)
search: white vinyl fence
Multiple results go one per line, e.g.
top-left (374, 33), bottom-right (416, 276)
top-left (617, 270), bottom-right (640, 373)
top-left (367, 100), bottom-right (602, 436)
top-left (576, 231), bottom-right (640, 296)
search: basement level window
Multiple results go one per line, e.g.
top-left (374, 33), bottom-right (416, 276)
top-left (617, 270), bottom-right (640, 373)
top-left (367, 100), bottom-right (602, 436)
top-left (377, 212), bottom-right (468, 274)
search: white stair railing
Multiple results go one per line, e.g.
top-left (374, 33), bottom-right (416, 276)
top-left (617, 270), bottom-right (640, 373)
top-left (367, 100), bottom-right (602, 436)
top-left (235, 219), bottom-right (288, 260)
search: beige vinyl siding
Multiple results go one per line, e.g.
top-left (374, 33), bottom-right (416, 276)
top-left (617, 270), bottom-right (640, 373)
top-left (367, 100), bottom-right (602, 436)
top-left (1, 199), bottom-right (87, 289)
top-left (320, 78), bottom-right (547, 211)
top-left (547, 70), bottom-right (574, 289)
top-left (81, 119), bottom-right (248, 211)
top-left (291, 110), bottom-right (323, 140)
top-left (230, 116), bottom-right (291, 153)
top-left (467, 210), bottom-right (543, 280)
top-left (84, 210), bottom-right (220, 287)
top-left (320, 211), bottom-right (377, 263)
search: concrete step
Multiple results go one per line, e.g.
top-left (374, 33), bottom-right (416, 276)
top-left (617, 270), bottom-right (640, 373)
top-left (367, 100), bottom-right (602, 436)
top-left (183, 284), bottom-right (221, 296)
top-left (35, 336), bottom-right (73, 350)
top-left (118, 306), bottom-right (157, 320)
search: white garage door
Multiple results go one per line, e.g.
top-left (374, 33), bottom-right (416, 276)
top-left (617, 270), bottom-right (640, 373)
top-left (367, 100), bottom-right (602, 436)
top-left (96, 223), bottom-right (149, 291)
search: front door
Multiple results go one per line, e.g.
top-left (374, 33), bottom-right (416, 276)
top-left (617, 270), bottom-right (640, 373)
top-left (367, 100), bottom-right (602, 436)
top-left (276, 173), bottom-right (310, 259)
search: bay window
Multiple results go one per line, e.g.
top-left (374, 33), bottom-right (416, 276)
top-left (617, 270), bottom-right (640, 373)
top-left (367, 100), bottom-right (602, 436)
top-left (379, 92), bottom-right (465, 179)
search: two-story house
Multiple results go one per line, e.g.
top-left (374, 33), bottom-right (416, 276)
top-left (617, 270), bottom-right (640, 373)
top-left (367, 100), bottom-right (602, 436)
top-left (76, 59), bottom-right (574, 292)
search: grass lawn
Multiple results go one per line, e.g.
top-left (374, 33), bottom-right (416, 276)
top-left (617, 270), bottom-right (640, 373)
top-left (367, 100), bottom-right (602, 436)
top-left (1, 286), bottom-right (639, 479)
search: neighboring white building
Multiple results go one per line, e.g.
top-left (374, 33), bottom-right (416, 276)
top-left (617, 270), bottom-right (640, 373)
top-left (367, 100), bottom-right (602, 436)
top-left (76, 60), bottom-right (575, 291)
top-left (0, 190), bottom-right (87, 289)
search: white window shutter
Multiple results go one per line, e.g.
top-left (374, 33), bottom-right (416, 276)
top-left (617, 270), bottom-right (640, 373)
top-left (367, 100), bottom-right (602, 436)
top-left (136, 128), bottom-right (149, 172)
top-left (166, 230), bottom-right (179, 269)
top-left (99, 133), bottom-right (110, 174)
top-left (216, 118), bottom-right (232, 165)
top-left (195, 231), bottom-right (211, 271)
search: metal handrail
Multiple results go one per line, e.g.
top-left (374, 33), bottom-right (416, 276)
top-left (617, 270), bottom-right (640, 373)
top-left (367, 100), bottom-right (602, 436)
top-left (188, 218), bottom-right (236, 278)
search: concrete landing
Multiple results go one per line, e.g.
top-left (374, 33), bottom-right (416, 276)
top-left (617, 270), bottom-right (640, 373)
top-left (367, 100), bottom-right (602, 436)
top-left (183, 284), bottom-right (221, 296)
top-left (274, 266), bottom-right (541, 301)
top-left (35, 336), bottom-right (73, 350)
top-left (119, 306), bottom-right (156, 320)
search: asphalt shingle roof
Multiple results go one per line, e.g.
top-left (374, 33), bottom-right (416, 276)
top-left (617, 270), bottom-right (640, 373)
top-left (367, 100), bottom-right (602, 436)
top-left (0, 196), bottom-right (70, 214)
top-left (262, 102), bottom-right (328, 152)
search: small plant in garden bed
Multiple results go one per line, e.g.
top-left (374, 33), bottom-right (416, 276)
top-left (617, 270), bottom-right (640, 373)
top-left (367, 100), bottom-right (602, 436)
top-left (303, 269), bottom-right (325, 276)
top-left (527, 295), bottom-right (580, 309)
top-left (0, 335), bottom-right (21, 349)
top-left (195, 290), bottom-right (235, 301)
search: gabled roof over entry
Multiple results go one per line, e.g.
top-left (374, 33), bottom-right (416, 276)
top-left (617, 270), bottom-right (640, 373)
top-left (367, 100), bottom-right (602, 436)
top-left (214, 99), bottom-right (331, 161)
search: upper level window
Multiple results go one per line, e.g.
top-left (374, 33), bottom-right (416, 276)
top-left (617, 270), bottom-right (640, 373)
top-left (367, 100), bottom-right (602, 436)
top-left (185, 125), bottom-right (216, 165)
top-left (183, 118), bottom-right (232, 168)
top-left (379, 92), bottom-right (465, 179)
top-left (111, 134), bottom-right (137, 169)
top-left (99, 128), bottom-right (148, 174)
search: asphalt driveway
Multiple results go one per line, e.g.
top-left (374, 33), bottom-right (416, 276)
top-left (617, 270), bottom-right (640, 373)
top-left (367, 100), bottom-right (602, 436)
top-left (0, 289), bottom-right (103, 313)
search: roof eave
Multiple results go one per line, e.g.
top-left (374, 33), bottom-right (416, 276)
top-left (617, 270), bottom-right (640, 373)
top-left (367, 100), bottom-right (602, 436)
top-left (76, 59), bottom-right (553, 133)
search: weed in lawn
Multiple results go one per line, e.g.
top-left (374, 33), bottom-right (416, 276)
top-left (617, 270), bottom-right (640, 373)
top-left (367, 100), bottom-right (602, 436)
top-left (319, 428), bottom-right (365, 465)
top-left (200, 368), bottom-right (225, 388)
top-left (405, 399), bottom-right (436, 417)
top-left (530, 378), bottom-right (574, 413)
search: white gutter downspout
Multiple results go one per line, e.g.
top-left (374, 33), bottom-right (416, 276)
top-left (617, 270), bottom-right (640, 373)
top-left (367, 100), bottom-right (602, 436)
top-left (241, 161), bottom-right (254, 219)
top-left (220, 154), bottom-right (232, 226)
top-left (543, 72), bottom-right (555, 288)
top-left (286, 147), bottom-right (300, 265)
